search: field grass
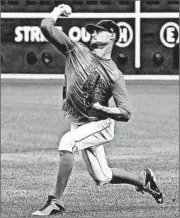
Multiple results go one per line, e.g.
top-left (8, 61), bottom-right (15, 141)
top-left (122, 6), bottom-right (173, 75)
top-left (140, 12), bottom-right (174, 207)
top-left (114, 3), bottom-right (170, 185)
top-left (1, 79), bottom-right (179, 217)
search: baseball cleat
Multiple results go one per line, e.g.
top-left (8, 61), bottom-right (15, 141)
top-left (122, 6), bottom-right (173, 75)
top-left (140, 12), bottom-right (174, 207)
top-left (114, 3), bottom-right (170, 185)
top-left (32, 195), bottom-right (66, 216)
top-left (136, 168), bottom-right (163, 204)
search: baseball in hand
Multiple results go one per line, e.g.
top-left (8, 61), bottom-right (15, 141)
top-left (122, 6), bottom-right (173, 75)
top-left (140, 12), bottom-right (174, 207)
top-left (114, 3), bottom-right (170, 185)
top-left (63, 5), bottom-right (72, 16)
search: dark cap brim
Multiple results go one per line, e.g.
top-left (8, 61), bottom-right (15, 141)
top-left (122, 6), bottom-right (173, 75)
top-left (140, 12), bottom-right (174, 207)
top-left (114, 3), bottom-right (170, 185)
top-left (85, 24), bottom-right (108, 34)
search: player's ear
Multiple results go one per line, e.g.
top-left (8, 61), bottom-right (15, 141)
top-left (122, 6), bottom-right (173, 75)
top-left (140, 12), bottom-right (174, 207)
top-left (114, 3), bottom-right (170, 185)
top-left (110, 33), bottom-right (116, 41)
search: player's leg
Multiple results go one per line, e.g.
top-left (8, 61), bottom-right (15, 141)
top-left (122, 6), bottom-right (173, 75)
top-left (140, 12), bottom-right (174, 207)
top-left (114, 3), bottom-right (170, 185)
top-left (32, 150), bottom-right (73, 216)
top-left (76, 118), bottom-right (142, 188)
top-left (32, 123), bottom-right (78, 216)
top-left (52, 150), bottom-right (74, 199)
top-left (81, 145), bottom-right (112, 186)
top-left (32, 119), bottom-right (114, 216)
top-left (81, 143), bottom-right (163, 203)
top-left (52, 118), bottom-right (115, 196)
top-left (81, 145), bottom-right (142, 188)
top-left (52, 119), bottom-right (114, 199)
top-left (110, 168), bottom-right (143, 187)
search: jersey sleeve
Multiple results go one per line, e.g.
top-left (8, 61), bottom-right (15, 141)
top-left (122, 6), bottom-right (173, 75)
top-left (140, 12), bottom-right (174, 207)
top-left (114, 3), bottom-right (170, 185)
top-left (41, 18), bottom-right (74, 55)
top-left (112, 75), bottom-right (131, 115)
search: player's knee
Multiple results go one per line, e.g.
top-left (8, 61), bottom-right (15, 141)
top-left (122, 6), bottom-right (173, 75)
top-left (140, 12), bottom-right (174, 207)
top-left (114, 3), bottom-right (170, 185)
top-left (59, 132), bottom-right (76, 153)
top-left (93, 168), bottom-right (113, 186)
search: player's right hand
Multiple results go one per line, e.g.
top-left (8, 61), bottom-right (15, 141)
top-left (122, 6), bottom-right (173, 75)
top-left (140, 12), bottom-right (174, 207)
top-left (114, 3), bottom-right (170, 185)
top-left (54, 4), bottom-right (72, 17)
top-left (91, 102), bottom-right (102, 111)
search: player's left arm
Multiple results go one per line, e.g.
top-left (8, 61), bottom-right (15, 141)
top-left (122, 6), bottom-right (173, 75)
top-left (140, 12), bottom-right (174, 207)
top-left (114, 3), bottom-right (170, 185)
top-left (92, 75), bottom-right (131, 122)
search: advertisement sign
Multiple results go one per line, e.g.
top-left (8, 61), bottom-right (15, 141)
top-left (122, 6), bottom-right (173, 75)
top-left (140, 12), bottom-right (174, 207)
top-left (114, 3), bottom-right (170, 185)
top-left (160, 22), bottom-right (179, 48)
top-left (8, 21), bottom-right (134, 48)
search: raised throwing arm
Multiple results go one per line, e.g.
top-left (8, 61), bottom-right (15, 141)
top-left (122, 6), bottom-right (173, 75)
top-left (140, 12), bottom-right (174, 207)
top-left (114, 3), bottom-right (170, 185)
top-left (41, 4), bottom-right (74, 55)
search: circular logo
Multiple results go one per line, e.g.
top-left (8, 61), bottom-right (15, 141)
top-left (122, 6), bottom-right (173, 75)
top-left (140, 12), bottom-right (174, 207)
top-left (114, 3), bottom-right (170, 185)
top-left (160, 22), bottom-right (179, 48)
top-left (116, 22), bottom-right (133, 48)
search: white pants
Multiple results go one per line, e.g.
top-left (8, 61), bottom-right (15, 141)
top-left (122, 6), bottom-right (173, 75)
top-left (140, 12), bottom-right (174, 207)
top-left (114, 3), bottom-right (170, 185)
top-left (59, 118), bottom-right (115, 185)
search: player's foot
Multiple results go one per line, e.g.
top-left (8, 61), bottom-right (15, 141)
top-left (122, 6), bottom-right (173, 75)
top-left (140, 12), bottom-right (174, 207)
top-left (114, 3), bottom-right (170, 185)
top-left (32, 195), bottom-right (66, 216)
top-left (136, 168), bottom-right (163, 204)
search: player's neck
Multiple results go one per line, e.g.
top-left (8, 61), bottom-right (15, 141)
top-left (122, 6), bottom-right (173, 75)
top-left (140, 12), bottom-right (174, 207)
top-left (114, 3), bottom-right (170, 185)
top-left (92, 43), bottom-right (113, 60)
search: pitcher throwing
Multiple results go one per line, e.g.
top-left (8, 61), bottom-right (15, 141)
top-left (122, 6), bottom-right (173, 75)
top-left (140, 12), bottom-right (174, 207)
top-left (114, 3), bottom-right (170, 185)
top-left (32, 4), bottom-right (163, 216)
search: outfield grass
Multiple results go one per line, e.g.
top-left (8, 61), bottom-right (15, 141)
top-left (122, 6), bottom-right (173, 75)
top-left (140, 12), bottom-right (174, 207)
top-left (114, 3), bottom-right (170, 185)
top-left (1, 80), bottom-right (179, 217)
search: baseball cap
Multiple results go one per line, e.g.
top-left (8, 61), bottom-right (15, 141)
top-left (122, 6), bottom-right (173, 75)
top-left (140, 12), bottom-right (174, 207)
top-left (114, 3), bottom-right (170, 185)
top-left (85, 20), bottom-right (120, 42)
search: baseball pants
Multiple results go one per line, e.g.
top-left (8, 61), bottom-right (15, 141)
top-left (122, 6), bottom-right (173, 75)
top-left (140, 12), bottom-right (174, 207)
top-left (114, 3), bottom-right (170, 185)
top-left (59, 118), bottom-right (115, 185)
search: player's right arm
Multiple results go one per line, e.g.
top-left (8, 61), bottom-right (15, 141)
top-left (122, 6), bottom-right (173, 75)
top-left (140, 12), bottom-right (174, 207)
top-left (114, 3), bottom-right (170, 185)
top-left (41, 5), bottom-right (74, 55)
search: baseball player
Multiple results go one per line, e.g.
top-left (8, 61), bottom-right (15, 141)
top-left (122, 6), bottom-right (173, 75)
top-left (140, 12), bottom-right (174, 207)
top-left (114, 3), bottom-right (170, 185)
top-left (32, 4), bottom-right (163, 216)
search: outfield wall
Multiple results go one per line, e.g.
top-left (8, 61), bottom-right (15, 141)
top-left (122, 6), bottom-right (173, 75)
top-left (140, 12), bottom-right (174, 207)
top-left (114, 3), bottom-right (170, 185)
top-left (1, 0), bottom-right (179, 75)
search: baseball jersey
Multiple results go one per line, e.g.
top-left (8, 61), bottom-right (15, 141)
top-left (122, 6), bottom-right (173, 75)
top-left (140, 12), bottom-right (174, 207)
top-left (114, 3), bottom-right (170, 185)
top-left (41, 18), bottom-right (131, 123)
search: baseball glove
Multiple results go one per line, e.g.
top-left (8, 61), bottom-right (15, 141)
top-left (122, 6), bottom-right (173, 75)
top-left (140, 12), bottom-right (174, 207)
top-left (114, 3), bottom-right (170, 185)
top-left (82, 71), bottom-right (101, 109)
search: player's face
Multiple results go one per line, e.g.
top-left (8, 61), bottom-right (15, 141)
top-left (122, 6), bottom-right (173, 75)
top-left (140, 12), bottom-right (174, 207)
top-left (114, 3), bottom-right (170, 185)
top-left (90, 29), bottom-right (113, 47)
